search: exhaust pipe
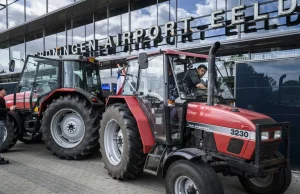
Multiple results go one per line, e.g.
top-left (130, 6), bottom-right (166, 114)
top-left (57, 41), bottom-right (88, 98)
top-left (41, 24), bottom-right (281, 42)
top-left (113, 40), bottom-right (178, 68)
top-left (207, 41), bottom-right (221, 106)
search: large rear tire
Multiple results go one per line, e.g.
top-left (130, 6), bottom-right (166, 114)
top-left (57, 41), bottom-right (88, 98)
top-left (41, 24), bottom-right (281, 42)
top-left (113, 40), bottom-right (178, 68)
top-left (41, 94), bottom-right (101, 160)
top-left (99, 103), bottom-right (146, 180)
top-left (165, 160), bottom-right (224, 194)
top-left (239, 166), bottom-right (292, 194)
top-left (0, 117), bottom-right (19, 153)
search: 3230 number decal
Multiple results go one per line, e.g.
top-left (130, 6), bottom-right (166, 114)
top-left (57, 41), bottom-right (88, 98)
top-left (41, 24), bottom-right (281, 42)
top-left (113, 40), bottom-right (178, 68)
top-left (230, 129), bottom-right (249, 138)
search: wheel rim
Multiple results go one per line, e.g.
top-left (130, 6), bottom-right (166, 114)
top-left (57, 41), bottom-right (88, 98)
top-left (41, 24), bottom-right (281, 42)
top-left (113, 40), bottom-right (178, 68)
top-left (2, 126), bottom-right (7, 142)
top-left (249, 175), bottom-right (274, 187)
top-left (50, 108), bottom-right (85, 149)
top-left (174, 176), bottom-right (199, 194)
top-left (104, 119), bottom-right (123, 166)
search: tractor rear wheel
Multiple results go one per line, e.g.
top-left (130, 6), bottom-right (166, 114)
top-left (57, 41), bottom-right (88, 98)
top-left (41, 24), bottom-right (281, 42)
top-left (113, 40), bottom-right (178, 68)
top-left (41, 94), bottom-right (100, 160)
top-left (99, 103), bottom-right (146, 180)
top-left (0, 117), bottom-right (19, 153)
top-left (165, 160), bottom-right (224, 194)
top-left (239, 166), bottom-right (292, 194)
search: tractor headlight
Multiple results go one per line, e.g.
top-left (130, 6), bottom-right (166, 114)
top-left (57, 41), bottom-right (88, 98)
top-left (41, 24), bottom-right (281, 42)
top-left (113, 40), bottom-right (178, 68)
top-left (274, 130), bottom-right (282, 139)
top-left (261, 132), bottom-right (269, 140)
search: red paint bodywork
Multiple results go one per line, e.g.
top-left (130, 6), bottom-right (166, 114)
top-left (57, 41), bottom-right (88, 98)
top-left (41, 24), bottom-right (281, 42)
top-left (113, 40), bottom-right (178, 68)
top-left (107, 96), bottom-right (155, 154)
top-left (4, 88), bottom-right (77, 114)
top-left (186, 102), bottom-right (276, 160)
top-left (5, 92), bottom-right (38, 109)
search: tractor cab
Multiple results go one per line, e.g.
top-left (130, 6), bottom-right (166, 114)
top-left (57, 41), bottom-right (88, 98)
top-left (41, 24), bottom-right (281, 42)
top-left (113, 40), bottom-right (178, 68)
top-left (122, 49), bottom-right (234, 145)
top-left (7, 54), bottom-right (103, 112)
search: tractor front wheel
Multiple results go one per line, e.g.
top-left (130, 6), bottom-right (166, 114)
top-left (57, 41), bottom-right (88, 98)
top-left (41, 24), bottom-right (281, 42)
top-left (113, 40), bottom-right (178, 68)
top-left (165, 160), bottom-right (224, 194)
top-left (239, 166), bottom-right (292, 194)
top-left (0, 117), bottom-right (19, 153)
top-left (99, 103), bottom-right (146, 180)
top-left (41, 95), bottom-right (100, 160)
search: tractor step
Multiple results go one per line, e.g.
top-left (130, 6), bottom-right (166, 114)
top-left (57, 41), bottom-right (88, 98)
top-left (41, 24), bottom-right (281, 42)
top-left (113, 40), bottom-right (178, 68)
top-left (143, 169), bottom-right (159, 176)
top-left (143, 145), bottom-right (167, 176)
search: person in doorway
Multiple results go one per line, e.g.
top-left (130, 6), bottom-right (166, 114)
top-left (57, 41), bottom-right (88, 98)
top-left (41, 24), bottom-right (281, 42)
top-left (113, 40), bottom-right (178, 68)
top-left (0, 87), bottom-right (15, 164)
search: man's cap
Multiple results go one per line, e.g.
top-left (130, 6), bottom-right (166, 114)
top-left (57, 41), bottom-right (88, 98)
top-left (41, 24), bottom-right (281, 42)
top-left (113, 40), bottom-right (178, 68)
top-left (0, 87), bottom-right (7, 91)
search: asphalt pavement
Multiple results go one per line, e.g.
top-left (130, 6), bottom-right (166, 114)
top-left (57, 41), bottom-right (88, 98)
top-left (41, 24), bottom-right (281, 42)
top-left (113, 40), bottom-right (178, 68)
top-left (0, 142), bottom-right (299, 194)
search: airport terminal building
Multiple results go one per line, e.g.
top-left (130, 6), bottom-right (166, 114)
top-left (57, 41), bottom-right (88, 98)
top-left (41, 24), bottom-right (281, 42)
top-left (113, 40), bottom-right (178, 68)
top-left (0, 0), bottom-right (300, 170)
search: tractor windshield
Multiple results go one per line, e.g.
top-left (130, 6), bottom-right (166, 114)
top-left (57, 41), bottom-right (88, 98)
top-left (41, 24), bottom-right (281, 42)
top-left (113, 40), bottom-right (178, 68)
top-left (18, 56), bottom-right (60, 95)
top-left (122, 54), bottom-right (164, 100)
top-left (170, 55), bottom-right (235, 100)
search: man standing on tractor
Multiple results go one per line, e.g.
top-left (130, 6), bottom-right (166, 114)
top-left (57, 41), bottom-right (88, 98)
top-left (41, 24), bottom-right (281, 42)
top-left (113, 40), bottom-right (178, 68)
top-left (0, 87), bottom-right (15, 164)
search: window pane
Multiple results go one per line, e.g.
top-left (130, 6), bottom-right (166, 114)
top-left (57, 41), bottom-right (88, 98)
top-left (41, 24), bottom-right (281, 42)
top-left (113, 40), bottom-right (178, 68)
top-left (241, 0), bottom-right (300, 38)
top-left (0, 3), bottom-right (6, 32)
top-left (64, 61), bottom-right (83, 88)
top-left (95, 10), bottom-right (107, 40)
top-left (73, 15), bottom-right (93, 45)
top-left (8, 0), bottom-right (24, 29)
top-left (10, 36), bottom-right (25, 72)
top-left (48, 0), bottom-right (74, 12)
top-left (0, 41), bottom-right (9, 73)
top-left (26, 30), bottom-right (43, 55)
top-left (26, 0), bottom-right (46, 22)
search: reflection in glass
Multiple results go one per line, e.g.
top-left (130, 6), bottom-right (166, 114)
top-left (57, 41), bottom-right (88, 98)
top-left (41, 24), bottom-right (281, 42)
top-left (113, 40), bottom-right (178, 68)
top-left (8, 0), bottom-right (24, 29)
top-left (10, 37), bottom-right (25, 72)
top-left (48, 0), bottom-right (74, 12)
top-left (0, 42), bottom-right (9, 73)
top-left (0, 3), bottom-right (7, 32)
top-left (26, 30), bottom-right (43, 55)
top-left (73, 15), bottom-right (93, 45)
top-left (95, 11), bottom-right (108, 40)
top-left (241, 0), bottom-right (300, 38)
top-left (235, 57), bottom-right (300, 169)
top-left (45, 24), bottom-right (66, 50)
top-left (26, 0), bottom-right (46, 22)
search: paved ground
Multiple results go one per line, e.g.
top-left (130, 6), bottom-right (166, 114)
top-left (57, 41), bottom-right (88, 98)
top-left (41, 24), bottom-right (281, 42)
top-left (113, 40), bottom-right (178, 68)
top-left (0, 142), bottom-right (299, 194)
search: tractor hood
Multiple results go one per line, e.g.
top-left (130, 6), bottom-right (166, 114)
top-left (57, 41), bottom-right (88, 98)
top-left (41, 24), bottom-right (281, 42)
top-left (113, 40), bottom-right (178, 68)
top-left (186, 102), bottom-right (275, 131)
top-left (4, 92), bottom-right (38, 109)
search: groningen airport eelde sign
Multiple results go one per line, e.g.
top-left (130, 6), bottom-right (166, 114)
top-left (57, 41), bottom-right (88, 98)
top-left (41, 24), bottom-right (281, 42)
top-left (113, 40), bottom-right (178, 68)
top-left (36, 0), bottom-right (299, 57)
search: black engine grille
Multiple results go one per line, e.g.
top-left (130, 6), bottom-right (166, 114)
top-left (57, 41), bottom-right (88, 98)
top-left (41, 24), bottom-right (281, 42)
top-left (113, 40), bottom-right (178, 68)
top-left (257, 141), bottom-right (281, 159)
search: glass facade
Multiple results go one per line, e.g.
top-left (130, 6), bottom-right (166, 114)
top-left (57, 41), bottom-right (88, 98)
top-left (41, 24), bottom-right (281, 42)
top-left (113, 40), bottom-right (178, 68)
top-left (0, 0), bottom-right (300, 86)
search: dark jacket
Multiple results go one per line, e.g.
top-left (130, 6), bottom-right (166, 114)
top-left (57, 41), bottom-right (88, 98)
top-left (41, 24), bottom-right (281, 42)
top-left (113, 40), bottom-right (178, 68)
top-left (0, 97), bottom-right (9, 121)
top-left (185, 69), bottom-right (206, 90)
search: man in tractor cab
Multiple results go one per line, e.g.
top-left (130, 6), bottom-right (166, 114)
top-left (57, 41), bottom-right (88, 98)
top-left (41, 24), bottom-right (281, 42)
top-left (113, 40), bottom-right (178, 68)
top-left (186, 64), bottom-right (208, 90)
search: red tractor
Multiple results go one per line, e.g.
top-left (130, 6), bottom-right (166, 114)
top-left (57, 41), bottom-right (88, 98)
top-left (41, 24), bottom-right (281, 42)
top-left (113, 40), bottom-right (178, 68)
top-left (1, 55), bottom-right (105, 159)
top-left (99, 42), bottom-right (291, 194)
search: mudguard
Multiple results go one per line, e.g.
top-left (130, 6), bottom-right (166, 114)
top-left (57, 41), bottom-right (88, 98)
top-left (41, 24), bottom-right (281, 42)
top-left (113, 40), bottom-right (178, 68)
top-left (162, 148), bottom-right (207, 177)
top-left (39, 88), bottom-right (104, 116)
top-left (106, 96), bottom-right (155, 153)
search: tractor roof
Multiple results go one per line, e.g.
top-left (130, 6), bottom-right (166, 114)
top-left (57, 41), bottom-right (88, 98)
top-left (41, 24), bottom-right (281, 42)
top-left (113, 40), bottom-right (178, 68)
top-left (126, 49), bottom-right (209, 61)
top-left (35, 55), bottom-right (85, 61)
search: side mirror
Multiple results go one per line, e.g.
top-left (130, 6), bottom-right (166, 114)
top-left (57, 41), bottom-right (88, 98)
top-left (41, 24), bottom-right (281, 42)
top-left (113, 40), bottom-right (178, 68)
top-left (138, 52), bottom-right (148, 69)
top-left (9, 59), bottom-right (15, 72)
